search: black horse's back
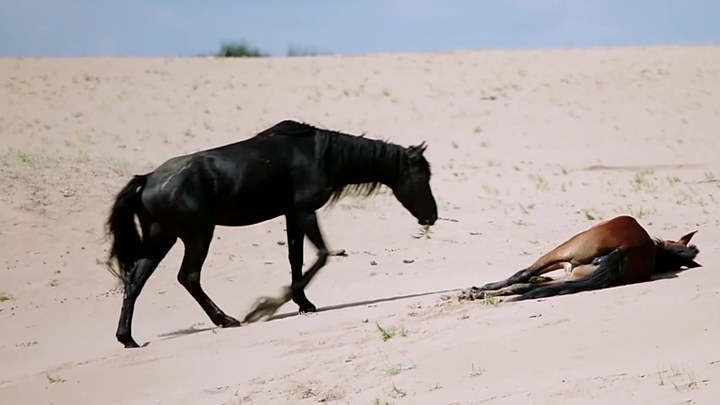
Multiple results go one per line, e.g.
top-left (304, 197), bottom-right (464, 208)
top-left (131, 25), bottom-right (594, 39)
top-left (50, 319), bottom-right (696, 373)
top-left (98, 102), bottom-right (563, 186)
top-left (141, 134), bottom-right (303, 227)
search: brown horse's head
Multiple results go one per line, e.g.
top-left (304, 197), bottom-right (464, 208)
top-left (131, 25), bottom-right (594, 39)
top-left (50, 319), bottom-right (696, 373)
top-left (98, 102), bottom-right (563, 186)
top-left (654, 230), bottom-right (701, 274)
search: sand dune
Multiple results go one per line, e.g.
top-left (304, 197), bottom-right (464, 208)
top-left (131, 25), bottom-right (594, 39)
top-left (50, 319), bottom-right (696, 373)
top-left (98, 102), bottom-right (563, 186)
top-left (1, 45), bottom-right (720, 404)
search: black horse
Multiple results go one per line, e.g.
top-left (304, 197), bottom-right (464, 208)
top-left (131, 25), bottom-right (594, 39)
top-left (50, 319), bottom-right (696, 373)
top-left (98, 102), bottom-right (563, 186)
top-left (106, 120), bottom-right (438, 348)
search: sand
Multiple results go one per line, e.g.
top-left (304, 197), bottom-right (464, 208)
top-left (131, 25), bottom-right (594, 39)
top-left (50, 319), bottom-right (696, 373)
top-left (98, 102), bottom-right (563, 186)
top-left (1, 45), bottom-right (719, 404)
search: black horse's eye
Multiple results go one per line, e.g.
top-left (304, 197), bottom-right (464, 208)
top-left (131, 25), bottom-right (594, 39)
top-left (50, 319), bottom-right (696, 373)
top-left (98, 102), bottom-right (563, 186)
top-left (592, 256), bottom-right (603, 265)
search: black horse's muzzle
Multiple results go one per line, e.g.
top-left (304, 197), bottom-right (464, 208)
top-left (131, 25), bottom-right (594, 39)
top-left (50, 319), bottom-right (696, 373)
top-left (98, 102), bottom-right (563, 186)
top-left (419, 215), bottom-right (437, 226)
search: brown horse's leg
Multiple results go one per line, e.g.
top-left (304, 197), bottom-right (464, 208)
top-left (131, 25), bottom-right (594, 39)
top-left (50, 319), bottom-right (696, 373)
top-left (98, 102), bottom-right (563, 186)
top-left (508, 249), bottom-right (625, 302)
top-left (478, 260), bottom-right (568, 291)
top-left (567, 263), bottom-right (599, 280)
top-left (465, 262), bottom-right (603, 302)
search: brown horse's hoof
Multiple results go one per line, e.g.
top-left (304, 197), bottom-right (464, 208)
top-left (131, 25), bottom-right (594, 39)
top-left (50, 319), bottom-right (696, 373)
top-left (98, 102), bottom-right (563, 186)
top-left (529, 276), bottom-right (553, 284)
top-left (457, 287), bottom-right (485, 301)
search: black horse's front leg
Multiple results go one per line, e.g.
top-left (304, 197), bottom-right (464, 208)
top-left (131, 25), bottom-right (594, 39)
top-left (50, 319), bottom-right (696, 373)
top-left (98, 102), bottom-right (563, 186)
top-left (288, 211), bottom-right (330, 299)
top-left (285, 214), bottom-right (316, 313)
top-left (243, 211), bottom-right (332, 323)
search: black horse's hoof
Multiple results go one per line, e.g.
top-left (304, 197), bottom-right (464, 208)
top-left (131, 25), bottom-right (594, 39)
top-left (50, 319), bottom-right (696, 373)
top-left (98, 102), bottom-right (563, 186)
top-left (121, 339), bottom-right (141, 349)
top-left (329, 249), bottom-right (348, 257)
top-left (299, 305), bottom-right (317, 314)
top-left (220, 317), bottom-right (242, 328)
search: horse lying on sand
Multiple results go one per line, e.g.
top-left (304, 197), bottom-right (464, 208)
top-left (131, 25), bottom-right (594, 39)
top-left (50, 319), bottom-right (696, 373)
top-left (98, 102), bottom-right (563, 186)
top-left (460, 215), bottom-right (700, 303)
top-left (106, 120), bottom-right (438, 348)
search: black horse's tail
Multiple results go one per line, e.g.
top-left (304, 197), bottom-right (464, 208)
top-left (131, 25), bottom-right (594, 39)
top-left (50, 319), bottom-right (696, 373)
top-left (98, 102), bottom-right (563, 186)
top-left (511, 248), bottom-right (626, 302)
top-left (106, 174), bottom-right (148, 286)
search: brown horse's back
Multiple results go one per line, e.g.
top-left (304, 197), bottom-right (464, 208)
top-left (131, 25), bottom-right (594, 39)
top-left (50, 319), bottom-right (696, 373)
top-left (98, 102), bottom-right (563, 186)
top-left (573, 215), bottom-right (656, 284)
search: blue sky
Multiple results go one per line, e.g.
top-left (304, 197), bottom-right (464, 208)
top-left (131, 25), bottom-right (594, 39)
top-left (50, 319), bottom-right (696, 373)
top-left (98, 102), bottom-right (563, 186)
top-left (1, 0), bottom-right (718, 57)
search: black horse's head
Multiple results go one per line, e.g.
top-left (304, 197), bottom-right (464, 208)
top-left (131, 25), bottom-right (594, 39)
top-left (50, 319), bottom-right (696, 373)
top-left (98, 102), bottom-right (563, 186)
top-left (393, 142), bottom-right (438, 226)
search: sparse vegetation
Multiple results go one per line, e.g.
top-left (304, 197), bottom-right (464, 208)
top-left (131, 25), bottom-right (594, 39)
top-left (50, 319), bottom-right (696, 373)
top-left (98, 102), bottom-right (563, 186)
top-left (482, 293), bottom-right (500, 307)
top-left (470, 363), bottom-right (484, 377)
top-left (46, 374), bottom-right (65, 384)
top-left (412, 224), bottom-right (433, 239)
top-left (625, 205), bottom-right (654, 219)
top-left (390, 383), bottom-right (406, 398)
top-left (1, 147), bottom-right (146, 216)
top-left (0, 292), bottom-right (14, 302)
top-left (287, 44), bottom-right (328, 57)
top-left (384, 361), bottom-right (415, 376)
top-left (528, 173), bottom-right (551, 191)
top-left (16, 150), bottom-right (40, 167)
top-left (216, 41), bottom-right (267, 57)
top-left (582, 208), bottom-right (601, 221)
top-left (518, 203), bottom-right (535, 215)
top-left (481, 183), bottom-right (499, 196)
top-left (631, 170), bottom-right (656, 192)
top-left (666, 175), bottom-right (682, 185)
top-left (376, 322), bottom-right (408, 341)
top-left (657, 363), bottom-right (699, 391)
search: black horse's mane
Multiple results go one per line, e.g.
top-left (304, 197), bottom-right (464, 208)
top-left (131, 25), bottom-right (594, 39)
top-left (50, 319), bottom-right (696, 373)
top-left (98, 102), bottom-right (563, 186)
top-left (257, 120), bottom-right (318, 137)
top-left (261, 120), bottom-right (413, 203)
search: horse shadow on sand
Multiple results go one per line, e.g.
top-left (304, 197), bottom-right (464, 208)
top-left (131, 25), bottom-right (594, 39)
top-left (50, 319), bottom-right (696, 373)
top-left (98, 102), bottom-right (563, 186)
top-left (156, 287), bottom-right (460, 342)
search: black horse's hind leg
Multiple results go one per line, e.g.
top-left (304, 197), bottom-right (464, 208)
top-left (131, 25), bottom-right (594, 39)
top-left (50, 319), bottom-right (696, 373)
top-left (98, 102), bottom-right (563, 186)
top-left (285, 214), bottom-right (316, 313)
top-left (116, 226), bottom-right (176, 348)
top-left (177, 226), bottom-right (240, 328)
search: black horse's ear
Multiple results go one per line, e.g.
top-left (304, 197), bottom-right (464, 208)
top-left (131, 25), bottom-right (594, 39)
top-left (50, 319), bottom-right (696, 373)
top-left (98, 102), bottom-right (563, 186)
top-left (417, 141), bottom-right (427, 152)
top-left (408, 141), bottom-right (427, 158)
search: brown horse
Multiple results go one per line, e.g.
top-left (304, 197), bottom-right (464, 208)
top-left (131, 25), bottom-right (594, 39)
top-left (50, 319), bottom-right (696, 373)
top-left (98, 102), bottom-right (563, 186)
top-left (462, 215), bottom-right (700, 302)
